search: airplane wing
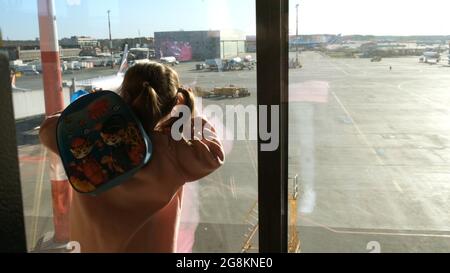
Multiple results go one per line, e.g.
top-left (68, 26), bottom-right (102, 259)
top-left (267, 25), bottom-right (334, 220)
top-left (66, 44), bottom-right (129, 92)
top-left (12, 86), bottom-right (31, 92)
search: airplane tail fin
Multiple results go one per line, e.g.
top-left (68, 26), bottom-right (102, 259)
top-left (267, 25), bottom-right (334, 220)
top-left (11, 72), bottom-right (16, 89)
top-left (11, 72), bottom-right (30, 91)
top-left (117, 44), bottom-right (129, 76)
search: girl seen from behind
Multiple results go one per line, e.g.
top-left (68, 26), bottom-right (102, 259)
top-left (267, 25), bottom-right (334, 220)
top-left (39, 62), bottom-right (225, 252)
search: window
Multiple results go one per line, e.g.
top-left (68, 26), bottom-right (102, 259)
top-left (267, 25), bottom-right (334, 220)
top-left (289, 0), bottom-right (450, 253)
top-left (2, 0), bottom-right (258, 253)
top-left (5, 0), bottom-right (448, 254)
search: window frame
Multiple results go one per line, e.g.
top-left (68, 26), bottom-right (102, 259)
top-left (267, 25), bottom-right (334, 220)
top-left (0, 54), bottom-right (28, 253)
top-left (256, 0), bottom-right (289, 253)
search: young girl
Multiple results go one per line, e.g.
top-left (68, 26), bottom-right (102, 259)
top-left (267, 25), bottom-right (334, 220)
top-left (39, 62), bottom-right (225, 253)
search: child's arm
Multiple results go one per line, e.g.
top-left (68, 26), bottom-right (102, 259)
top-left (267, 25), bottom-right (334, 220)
top-left (39, 114), bottom-right (60, 154)
top-left (173, 117), bottom-right (225, 182)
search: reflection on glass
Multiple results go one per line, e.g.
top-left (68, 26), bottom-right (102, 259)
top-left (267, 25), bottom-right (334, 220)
top-left (289, 0), bottom-right (450, 253)
top-left (3, 0), bottom-right (257, 253)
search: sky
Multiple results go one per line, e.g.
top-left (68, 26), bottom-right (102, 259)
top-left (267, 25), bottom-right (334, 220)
top-left (1, 0), bottom-right (450, 40)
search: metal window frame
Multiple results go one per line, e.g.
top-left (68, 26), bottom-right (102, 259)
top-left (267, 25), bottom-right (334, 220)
top-left (0, 54), bottom-right (28, 253)
top-left (256, 0), bottom-right (289, 253)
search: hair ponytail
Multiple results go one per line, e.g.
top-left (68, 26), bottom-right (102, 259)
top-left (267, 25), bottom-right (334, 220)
top-left (119, 62), bottom-right (192, 134)
top-left (130, 83), bottom-right (161, 133)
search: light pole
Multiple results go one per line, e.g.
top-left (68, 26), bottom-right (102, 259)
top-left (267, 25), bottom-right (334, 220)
top-left (296, 3), bottom-right (299, 64)
top-left (107, 10), bottom-right (114, 68)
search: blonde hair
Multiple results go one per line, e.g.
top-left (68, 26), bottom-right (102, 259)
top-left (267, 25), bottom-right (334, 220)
top-left (119, 62), bottom-right (194, 134)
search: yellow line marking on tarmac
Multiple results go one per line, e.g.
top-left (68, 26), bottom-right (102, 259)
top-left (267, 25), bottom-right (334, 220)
top-left (392, 179), bottom-right (404, 193)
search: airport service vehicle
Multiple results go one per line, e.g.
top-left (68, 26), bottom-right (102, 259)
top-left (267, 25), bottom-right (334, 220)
top-left (160, 56), bottom-right (179, 66)
top-left (128, 48), bottom-right (156, 65)
top-left (92, 58), bottom-right (107, 67)
top-left (129, 48), bottom-right (155, 60)
top-left (223, 57), bottom-right (256, 71)
top-left (204, 57), bottom-right (255, 72)
top-left (243, 55), bottom-right (257, 70)
top-left (213, 86), bottom-right (250, 98)
top-left (192, 86), bottom-right (211, 97)
top-left (205, 58), bottom-right (222, 71)
top-left (289, 58), bottom-right (302, 69)
top-left (222, 57), bottom-right (244, 71)
top-left (64, 61), bottom-right (82, 70)
top-left (196, 63), bottom-right (206, 70)
top-left (371, 56), bottom-right (382, 62)
top-left (193, 85), bottom-right (251, 98)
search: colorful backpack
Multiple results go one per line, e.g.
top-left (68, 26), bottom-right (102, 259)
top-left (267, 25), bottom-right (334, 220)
top-left (56, 91), bottom-right (152, 196)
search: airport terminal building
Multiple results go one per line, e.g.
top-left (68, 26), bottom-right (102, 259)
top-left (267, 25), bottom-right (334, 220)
top-left (154, 30), bottom-right (247, 62)
top-left (155, 30), bottom-right (221, 61)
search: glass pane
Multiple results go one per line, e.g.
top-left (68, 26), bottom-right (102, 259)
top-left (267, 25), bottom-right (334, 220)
top-left (3, 0), bottom-right (257, 253)
top-left (289, 0), bottom-right (450, 253)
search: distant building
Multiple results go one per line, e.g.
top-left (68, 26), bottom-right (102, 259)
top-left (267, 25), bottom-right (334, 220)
top-left (0, 44), bottom-right (81, 61)
top-left (155, 30), bottom-right (221, 61)
top-left (0, 48), bottom-right (8, 58)
top-left (0, 28), bottom-right (3, 48)
top-left (99, 37), bottom-right (155, 51)
top-left (246, 35), bottom-right (256, 53)
top-left (60, 36), bottom-right (99, 48)
top-left (60, 48), bottom-right (82, 59)
top-left (289, 34), bottom-right (340, 49)
top-left (3, 40), bottom-right (40, 49)
top-left (0, 47), bottom-right (19, 60)
top-left (78, 47), bottom-right (102, 57)
top-left (220, 29), bottom-right (246, 59)
top-left (18, 49), bottom-right (41, 61)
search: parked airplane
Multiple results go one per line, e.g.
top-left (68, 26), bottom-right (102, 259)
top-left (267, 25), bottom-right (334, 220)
top-left (420, 48), bottom-right (441, 64)
top-left (67, 45), bottom-right (129, 92)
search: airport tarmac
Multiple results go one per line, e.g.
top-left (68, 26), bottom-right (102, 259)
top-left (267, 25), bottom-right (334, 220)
top-left (15, 51), bottom-right (450, 252)
top-left (15, 67), bottom-right (123, 91)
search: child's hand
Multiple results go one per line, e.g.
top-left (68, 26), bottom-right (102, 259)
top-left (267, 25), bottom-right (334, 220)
top-left (175, 87), bottom-right (193, 106)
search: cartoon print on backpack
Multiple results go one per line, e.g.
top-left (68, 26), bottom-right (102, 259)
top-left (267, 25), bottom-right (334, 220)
top-left (88, 98), bottom-right (110, 120)
top-left (69, 136), bottom-right (109, 193)
top-left (100, 115), bottom-right (131, 174)
top-left (57, 92), bottom-right (153, 195)
top-left (123, 124), bottom-right (146, 166)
